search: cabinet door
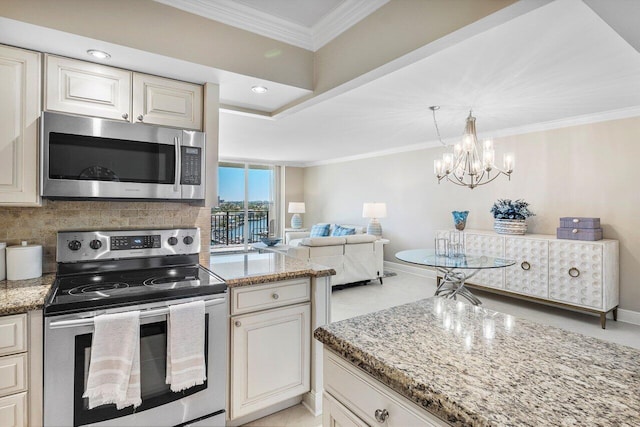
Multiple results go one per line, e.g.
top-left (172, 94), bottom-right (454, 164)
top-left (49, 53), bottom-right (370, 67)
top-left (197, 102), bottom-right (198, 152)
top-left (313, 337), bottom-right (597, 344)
top-left (323, 392), bottom-right (369, 427)
top-left (0, 392), bottom-right (27, 427)
top-left (0, 45), bottom-right (40, 206)
top-left (549, 241), bottom-right (603, 309)
top-left (45, 55), bottom-right (131, 121)
top-left (505, 237), bottom-right (549, 298)
top-left (464, 234), bottom-right (504, 289)
top-left (230, 303), bottom-right (310, 419)
top-left (133, 73), bottom-right (202, 130)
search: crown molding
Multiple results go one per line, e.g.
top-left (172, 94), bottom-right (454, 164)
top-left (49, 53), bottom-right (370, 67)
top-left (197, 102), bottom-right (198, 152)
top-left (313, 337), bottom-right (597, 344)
top-left (153, 0), bottom-right (387, 51)
top-left (302, 107), bottom-right (640, 167)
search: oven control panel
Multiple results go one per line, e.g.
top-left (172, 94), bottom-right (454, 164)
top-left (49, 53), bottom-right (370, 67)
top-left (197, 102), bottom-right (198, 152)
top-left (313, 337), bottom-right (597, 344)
top-left (56, 228), bottom-right (200, 263)
top-left (111, 235), bottom-right (161, 251)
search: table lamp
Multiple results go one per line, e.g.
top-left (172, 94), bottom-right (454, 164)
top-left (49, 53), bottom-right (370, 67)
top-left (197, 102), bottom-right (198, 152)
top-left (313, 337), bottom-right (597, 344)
top-left (362, 202), bottom-right (387, 237)
top-left (288, 202), bottom-right (305, 229)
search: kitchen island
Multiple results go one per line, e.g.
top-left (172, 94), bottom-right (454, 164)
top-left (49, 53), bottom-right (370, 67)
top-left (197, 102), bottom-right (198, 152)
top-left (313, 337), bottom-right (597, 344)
top-left (211, 251), bottom-right (335, 425)
top-left (314, 297), bottom-right (640, 427)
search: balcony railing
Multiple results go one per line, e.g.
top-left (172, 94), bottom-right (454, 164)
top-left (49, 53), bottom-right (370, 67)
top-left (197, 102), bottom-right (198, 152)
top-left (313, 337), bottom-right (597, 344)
top-left (211, 210), bottom-right (270, 246)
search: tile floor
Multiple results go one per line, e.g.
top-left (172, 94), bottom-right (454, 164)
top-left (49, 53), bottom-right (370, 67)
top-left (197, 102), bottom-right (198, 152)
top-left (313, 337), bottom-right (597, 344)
top-left (243, 269), bottom-right (640, 426)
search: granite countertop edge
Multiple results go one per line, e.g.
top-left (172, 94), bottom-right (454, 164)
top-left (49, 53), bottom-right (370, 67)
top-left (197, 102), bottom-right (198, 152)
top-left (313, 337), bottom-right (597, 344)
top-left (314, 327), bottom-right (486, 427)
top-left (0, 273), bottom-right (56, 316)
top-left (225, 267), bottom-right (336, 288)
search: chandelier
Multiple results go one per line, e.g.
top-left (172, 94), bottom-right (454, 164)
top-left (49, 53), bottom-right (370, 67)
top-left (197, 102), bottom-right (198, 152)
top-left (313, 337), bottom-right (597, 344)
top-left (431, 106), bottom-right (514, 189)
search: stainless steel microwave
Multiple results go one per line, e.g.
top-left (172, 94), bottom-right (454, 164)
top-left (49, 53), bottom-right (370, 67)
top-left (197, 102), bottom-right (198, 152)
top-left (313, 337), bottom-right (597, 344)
top-left (41, 112), bottom-right (205, 201)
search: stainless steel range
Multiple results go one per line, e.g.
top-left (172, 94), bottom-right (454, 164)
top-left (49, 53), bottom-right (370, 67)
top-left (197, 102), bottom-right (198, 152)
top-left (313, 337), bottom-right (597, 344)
top-left (44, 228), bottom-right (227, 427)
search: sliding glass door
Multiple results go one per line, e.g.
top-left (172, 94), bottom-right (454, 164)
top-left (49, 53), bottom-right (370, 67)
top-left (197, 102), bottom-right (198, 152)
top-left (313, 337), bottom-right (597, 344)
top-left (211, 162), bottom-right (280, 251)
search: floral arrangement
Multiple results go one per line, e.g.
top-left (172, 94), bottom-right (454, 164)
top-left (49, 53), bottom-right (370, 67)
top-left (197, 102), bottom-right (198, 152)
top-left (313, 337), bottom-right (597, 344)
top-left (490, 199), bottom-right (535, 220)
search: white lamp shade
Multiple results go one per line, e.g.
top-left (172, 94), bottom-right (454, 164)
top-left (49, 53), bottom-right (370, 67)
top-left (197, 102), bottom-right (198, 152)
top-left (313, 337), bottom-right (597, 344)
top-left (288, 202), bottom-right (306, 214)
top-left (362, 202), bottom-right (387, 219)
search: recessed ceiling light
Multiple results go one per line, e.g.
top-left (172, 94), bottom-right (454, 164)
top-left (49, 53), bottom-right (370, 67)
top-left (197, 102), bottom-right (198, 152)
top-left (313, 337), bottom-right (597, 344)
top-left (87, 49), bottom-right (111, 59)
top-left (251, 85), bottom-right (268, 94)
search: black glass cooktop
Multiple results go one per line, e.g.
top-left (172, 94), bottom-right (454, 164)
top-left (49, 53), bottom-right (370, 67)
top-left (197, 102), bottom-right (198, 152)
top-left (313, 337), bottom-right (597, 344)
top-left (45, 264), bottom-right (226, 315)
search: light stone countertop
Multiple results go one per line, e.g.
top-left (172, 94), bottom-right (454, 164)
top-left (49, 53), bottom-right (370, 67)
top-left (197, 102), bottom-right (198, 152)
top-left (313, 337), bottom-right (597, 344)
top-left (314, 297), bottom-right (640, 427)
top-left (210, 251), bottom-right (335, 287)
top-left (0, 273), bottom-right (55, 316)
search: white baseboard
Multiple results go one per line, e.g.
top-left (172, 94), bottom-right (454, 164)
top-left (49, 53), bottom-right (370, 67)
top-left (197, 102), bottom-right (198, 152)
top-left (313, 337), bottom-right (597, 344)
top-left (302, 390), bottom-right (322, 416)
top-left (384, 260), bottom-right (436, 279)
top-left (383, 261), bottom-right (640, 326)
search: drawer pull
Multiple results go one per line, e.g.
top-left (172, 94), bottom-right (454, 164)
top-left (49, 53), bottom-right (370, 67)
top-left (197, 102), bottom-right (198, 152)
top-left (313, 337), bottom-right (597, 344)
top-left (272, 293), bottom-right (279, 300)
top-left (137, 114), bottom-right (144, 121)
top-left (521, 261), bottom-right (531, 271)
top-left (568, 267), bottom-right (580, 278)
top-left (234, 320), bottom-right (242, 327)
top-left (121, 113), bottom-right (129, 120)
top-left (573, 218), bottom-right (580, 223)
top-left (572, 228), bottom-right (579, 234)
top-left (374, 409), bottom-right (389, 423)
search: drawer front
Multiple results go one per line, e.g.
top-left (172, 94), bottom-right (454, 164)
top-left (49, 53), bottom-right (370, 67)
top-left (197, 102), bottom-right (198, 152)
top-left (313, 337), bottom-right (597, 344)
top-left (323, 392), bottom-right (369, 427)
top-left (549, 241), bottom-right (603, 309)
top-left (465, 234), bottom-right (505, 289)
top-left (231, 279), bottom-right (310, 315)
top-left (0, 392), bottom-right (27, 427)
top-left (0, 354), bottom-right (27, 398)
top-left (324, 352), bottom-right (448, 427)
top-left (0, 315), bottom-right (27, 357)
top-left (505, 237), bottom-right (549, 298)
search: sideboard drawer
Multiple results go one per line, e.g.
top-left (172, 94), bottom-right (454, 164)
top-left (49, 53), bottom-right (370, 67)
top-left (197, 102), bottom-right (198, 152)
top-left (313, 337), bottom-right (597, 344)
top-left (0, 315), bottom-right (27, 357)
top-left (324, 351), bottom-right (448, 427)
top-left (0, 354), bottom-right (27, 398)
top-left (231, 279), bottom-right (310, 315)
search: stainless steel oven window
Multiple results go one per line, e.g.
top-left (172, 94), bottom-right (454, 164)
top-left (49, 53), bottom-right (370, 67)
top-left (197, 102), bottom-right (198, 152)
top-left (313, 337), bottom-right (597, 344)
top-left (73, 316), bottom-right (208, 426)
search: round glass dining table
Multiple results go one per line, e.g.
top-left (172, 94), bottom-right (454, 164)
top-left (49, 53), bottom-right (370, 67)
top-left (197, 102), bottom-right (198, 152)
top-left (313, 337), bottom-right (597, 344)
top-left (395, 249), bottom-right (515, 305)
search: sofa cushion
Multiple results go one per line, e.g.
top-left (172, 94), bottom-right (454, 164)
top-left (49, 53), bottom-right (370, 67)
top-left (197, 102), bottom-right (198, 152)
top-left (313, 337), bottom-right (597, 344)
top-left (300, 236), bottom-right (347, 247)
top-left (331, 225), bottom-right (356, 236)
top-left (310, 223), bottom-right (331, 237)
top-left (345, 234), bottom-right (377, 244)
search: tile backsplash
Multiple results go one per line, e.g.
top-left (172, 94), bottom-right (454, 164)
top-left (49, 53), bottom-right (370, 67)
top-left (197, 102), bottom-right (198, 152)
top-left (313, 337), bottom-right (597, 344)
top-left (0, 200), bottom-right (211, 273)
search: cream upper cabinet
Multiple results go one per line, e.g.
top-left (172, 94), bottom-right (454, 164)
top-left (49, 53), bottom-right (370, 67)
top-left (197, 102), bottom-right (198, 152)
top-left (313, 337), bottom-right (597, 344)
top-left (45, 55), bottom-right (203, 130)
top-left (45, 55), bottom-right (132, 122)
top-left (133, 73), bottom-right (202, 130)
top-left (0, 45), bottom-right (41, 207)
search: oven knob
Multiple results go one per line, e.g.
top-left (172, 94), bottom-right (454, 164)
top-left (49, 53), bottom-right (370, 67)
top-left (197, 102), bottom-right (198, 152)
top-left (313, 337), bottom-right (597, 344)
top-left (68, 240), bottom-right (82, 251)
top-left (183, 236), bottom-right (194, 245)
top-left (89, 239), bottom-right (102, 250)
top-left (168, 237), bottom-right (178, 246)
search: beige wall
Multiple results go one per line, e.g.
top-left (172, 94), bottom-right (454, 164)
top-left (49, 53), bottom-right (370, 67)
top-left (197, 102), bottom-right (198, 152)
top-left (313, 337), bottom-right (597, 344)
top-left (313, 0), bottom-right (516, 96)
top-left (0, 201), bottom-right (212, 272)
top-left (0, 0), bottom-right (313, 89)
top-left (304, 116), bottom-right (640, 312)
top-left (284, 166), bottom-right (305, 230)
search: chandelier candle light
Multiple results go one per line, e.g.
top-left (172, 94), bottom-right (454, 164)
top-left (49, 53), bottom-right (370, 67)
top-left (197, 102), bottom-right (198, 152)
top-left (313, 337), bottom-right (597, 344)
top-left (362, 202), bottom-right (387, 237)
top-left (288, 202), bottom-right (305, 229)
top-left (431, 106), bottom-right (514, 189)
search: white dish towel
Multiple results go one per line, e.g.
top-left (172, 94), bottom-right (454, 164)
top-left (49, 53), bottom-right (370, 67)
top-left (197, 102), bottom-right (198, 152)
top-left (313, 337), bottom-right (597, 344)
top-left (166, 300), bottom-right (207, 392)
top-left (83, 311), bottom-right (141, 410)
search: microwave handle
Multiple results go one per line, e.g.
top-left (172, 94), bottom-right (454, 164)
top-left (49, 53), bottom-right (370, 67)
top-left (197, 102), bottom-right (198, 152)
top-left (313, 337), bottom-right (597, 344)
top-left (174, 136), bottom-right (181, 193)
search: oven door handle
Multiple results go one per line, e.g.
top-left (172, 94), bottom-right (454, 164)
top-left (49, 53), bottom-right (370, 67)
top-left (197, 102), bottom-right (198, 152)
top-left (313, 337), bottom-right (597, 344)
top-left (48, 297), bottom-right (226, 329)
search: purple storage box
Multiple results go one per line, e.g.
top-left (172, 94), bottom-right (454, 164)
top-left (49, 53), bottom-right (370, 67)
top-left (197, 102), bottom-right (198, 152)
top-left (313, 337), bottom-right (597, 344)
top-left (557, 227), bottom-right (603, 241)
top-left (559, 217), bottom-right (600, 229)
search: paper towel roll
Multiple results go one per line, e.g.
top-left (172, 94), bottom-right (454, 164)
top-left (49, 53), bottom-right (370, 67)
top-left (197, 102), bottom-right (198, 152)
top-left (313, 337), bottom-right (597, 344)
top-left (6, 241), bottom-right (42, 281)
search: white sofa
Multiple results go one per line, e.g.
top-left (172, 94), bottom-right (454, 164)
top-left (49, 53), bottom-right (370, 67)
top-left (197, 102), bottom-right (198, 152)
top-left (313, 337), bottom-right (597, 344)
top-left (285, 225), bottom-right (384, 287)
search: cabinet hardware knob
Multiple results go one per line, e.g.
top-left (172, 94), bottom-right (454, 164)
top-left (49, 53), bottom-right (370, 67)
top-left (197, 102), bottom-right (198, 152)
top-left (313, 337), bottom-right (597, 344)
top-left (568, 267), bottom-right (580, 278)
top-left (573, 218), bottom-right (580, 223)
top-left (521, 261), bottom-right (531, 271)
top-left (272, 293), bottom-right (279, 300)
top-left (374, 409), bottom-right (389, 423)
top-left (572, 228), bottom-right (579, 234)
top-left (137, 114), bottom-right (144, 121)
top-left (122, 113), bottom-right (129, 120)
top-left (234, 320), bottom-right (241, 327)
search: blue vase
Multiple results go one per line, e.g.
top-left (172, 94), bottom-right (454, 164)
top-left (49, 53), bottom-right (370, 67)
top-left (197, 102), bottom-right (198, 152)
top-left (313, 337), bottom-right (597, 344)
top-left (452, 211), bottom-right (469, 231)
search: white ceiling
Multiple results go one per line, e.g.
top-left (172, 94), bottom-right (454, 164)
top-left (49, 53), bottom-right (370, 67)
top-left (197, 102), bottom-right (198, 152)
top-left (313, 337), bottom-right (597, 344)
top-left (218, 0), bottom-right (640, 165)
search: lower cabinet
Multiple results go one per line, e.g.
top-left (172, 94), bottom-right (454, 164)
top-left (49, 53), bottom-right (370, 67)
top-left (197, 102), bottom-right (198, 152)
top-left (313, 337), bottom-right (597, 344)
top-left (0, 392), bottom-right (27, 427)
top-left (323, 351), bottom-right (448, 427)
top-left (229, 280), bottom-right (311, 420)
